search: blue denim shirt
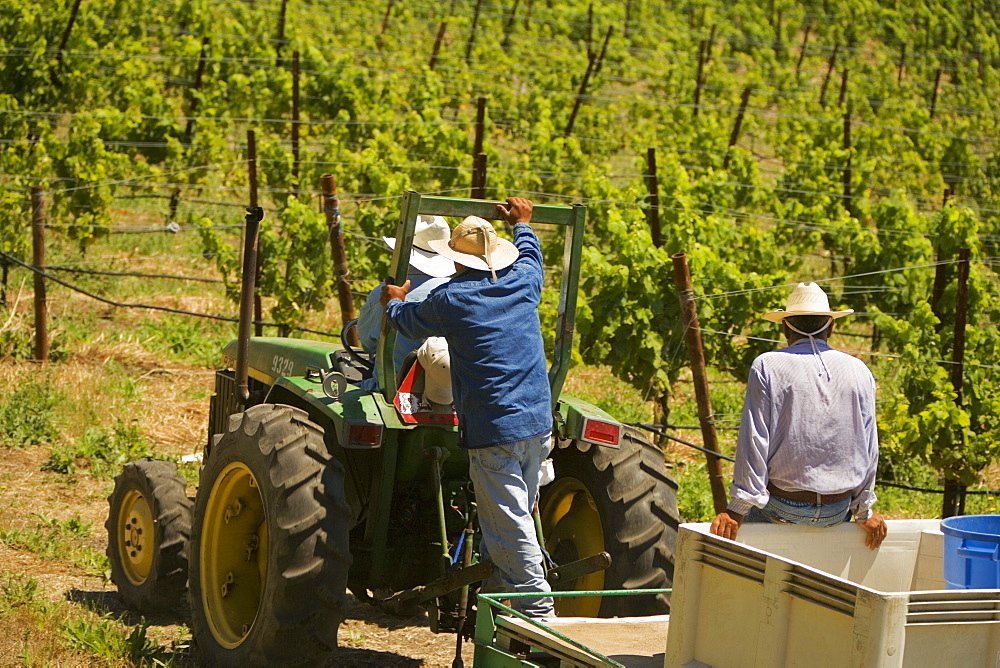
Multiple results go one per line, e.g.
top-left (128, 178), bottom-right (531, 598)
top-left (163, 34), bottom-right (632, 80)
top-left (357, 272), bottom-right (449, 391)
top-left (385, 223), bottom-right (552, 448)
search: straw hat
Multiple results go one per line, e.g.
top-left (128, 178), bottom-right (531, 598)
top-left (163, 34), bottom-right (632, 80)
top-left (383, 215), bottom-right (456, 278)
top-left (426, 216), bottom-right (518, 280)
top-left (762, 282), bottom-right (854, 323)
top-left (416, 337), bottom-right (453, 405)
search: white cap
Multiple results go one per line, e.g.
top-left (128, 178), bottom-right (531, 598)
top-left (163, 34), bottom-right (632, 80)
top-left (383, 215), bottom-right (457, 278)
top-left (416, 337), bottom-right (453, 405)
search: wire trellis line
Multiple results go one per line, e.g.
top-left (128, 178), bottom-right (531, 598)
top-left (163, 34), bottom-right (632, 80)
top-left (46, 266), bottom-right (225, 284)
top-left (0, 250), bottom-right (339, 338)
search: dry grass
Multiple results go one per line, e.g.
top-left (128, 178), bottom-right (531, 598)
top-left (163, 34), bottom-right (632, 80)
top-left (0, 319), bottom-right (483, 665)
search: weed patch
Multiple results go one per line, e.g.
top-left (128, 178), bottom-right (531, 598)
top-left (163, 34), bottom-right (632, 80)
top-left (136, 315), bottom-right (231, 367)
top-left (0, 574), bottom-right (40, 613)
top-left (43, 418), bottom-right (156, 479)
top-left (62, 617), bottom-right (175, 665)
top-left (0, 515), bottom-right (110, 578)
top-left (0, 376), bottom-right (62, 448)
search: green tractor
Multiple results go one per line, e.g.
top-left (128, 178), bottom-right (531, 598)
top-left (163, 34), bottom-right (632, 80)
top-left (105, 192), bottom-right (680, 665)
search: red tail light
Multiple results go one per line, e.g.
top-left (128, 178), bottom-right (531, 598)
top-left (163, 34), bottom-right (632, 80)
top-left (348, 424), bottom-right (382, 447)
top-left (583, 419), bottom-right (620, 446)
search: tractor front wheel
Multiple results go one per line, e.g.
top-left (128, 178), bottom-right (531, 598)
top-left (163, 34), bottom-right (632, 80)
top-left (106, 458), bottom-right (191, 612)
top-left (188, 404), bottom-right (351, 665)
top-left (540, 426), bottom-right (679, 617)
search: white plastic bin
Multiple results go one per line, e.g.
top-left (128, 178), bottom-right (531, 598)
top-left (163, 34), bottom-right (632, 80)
top-left (664, 520), bottom-right (1000, 667)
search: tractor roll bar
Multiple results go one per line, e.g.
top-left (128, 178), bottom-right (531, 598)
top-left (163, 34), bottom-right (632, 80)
top-left (377, 192), bottom-right (585, 407)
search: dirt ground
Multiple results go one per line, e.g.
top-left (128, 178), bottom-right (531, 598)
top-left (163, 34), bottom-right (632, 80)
top-left (0, 354), bottom-right (476, 667)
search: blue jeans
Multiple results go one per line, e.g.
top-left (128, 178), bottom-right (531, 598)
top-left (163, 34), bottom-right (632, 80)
top-left (468, 434), bottom-right (554, 619)
top-left (744, 494), bottom-right (852, 527)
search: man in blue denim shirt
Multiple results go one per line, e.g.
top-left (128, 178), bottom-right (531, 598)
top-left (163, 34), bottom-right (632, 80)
top-left (381, 197), bottom-right (554, 619)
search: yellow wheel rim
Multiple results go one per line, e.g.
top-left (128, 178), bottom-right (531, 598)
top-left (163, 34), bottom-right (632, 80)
top-left (116, 489), bottom-right (155, 586)
top-left (201, 461), bottom-right (267, 649)
top-left (540, 476), bottom-right (605, 617)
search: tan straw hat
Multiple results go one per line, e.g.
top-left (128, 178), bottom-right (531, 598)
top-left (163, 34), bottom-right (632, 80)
top-left (762, 282), bottom-right (854, 323)
top-left (383, 215), bottom-right (456, 278)
top-left (416, 337), bottom-right (453, 405)
top-left (426, 216), bottom-right (518, 281)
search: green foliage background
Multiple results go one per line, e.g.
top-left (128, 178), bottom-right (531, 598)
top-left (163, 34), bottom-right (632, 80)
top-left (1, 0), bottom-right (998, 493)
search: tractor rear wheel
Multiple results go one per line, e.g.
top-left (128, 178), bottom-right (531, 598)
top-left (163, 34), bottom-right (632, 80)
top-left (188, 404), bottom-right (351, 666)
top-left (106, 458), bottom-right (191, 612)
top-left (540, 426), bottom-right (679, 617)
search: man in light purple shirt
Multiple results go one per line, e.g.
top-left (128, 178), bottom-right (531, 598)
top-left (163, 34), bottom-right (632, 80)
top-left (711, 283), bottom-right (887, 550)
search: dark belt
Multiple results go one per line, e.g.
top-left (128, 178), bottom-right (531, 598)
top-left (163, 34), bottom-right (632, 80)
top-left (767, 482), bottom-right (853, 504)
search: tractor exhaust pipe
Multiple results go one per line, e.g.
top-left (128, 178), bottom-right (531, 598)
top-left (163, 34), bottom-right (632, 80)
top-left (235, 206), bottom-right (264, 404)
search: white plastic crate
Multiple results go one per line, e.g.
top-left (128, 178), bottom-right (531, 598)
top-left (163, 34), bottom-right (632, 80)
top-left (664, 520), bottom-right (1000, 667)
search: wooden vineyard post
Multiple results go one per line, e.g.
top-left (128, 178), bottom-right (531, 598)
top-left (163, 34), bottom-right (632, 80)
top-left (671, 253), bottom-right (729, 515)
top-left (942, 247), bottom-right (970, 518)
top-left (930, 67), bottom-right (943, 119)
top-left (564, 54), bottom-right (595, 137)
top-left (52, 0), bottom-right (83, 80)
top-left (563, 27), bottom-right (610, 137)
top-left (247, 130), bottom-right (263, 337)
top-left (838, 68), bottom-right (849, 107)
top-left (472, 154), bottom-right (488, 200)
top-left (183, 37), bottom-right (210, 140)
top-left (897, 43), bottom-right (906, 84)
top-left (593, 24), bottom-right (612, 76)
top-left (501, 0), bottom-right (521, 49)
top-left (465, 0), bottom-right (483, 65)
top-left (819, 43), bottom-right (839, 107)
top-left (795, 24), bottom-right (810, 81)
top-left (773, 9), bottom-right (782, 59)
top-left (321, 175), bottom-right (357, 345)
top-left (693, 39), bottom-right (706, 118)
top-left (504, 0), bottom-right (520, 38)
top-left (843, 102), bottom-right (853, 217)
top-left (471, 97), bottom-right (487, 199)
top-left (586, 3), bottom-right (594, 60)
top-left (429, 21), bottom-right (447, 70)
top-left (645, 148), bottom-right (662, 248)
top-left (31, 187), bottom-right (48, 362)
top-left (291, 50), bottom-right (300, 188)
top-left (275, 0), bottom-right (288, 65)
top-left (381, 0), bottom-right (395, 35)
top-left (500, 0), bottom-right (521, 51)
top-left (723, 87), bottom-right (752, 171)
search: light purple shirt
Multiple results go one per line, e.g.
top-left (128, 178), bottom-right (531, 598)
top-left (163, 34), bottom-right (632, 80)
top-left (727, 339), bottom-right (879, 521)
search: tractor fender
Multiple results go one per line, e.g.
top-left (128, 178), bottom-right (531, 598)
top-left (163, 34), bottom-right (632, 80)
top-left (266, 376), bottom-right (388, 450)
top-left (221, 337), bottom-right (343, 387)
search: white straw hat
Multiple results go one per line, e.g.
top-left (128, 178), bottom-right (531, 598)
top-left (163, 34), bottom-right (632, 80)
top-left (383, 215), bottom-right (456, 278)
top-left (426, 216), bottom-right (518, 280)
top-left (416, 337), bottom-right (453, 405)
top-left (762, 282), bottom-right (854, 323)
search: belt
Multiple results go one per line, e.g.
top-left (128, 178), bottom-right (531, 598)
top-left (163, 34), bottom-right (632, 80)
top-left (767, 482), bottom-right (853, 504)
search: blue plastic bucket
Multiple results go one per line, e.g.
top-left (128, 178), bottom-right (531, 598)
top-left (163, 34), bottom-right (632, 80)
top-left (941, 515), bottom-right (1000, 590)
